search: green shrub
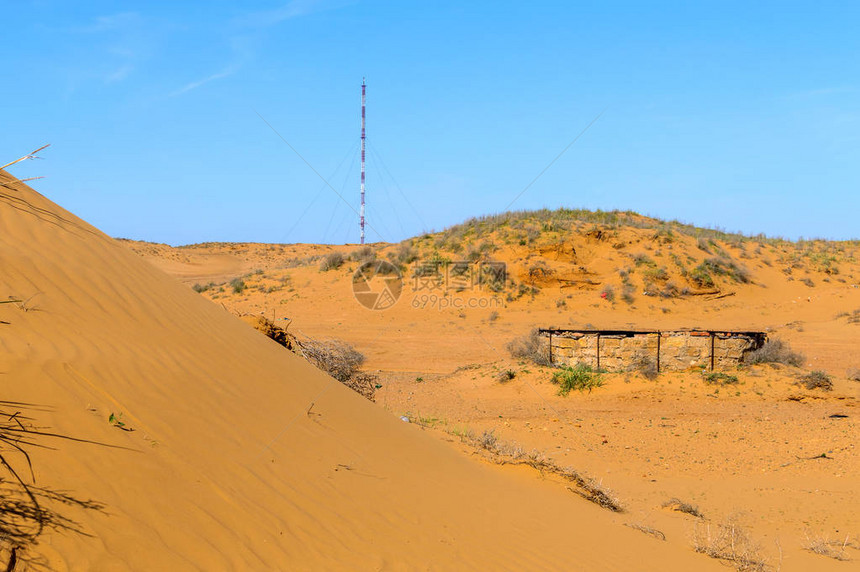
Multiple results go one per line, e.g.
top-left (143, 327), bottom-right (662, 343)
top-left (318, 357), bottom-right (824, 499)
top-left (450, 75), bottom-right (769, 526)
top-left (230, 278), bottom-right (246, 294)
top-left (643, 266), bottom-right (669, 282)
top-left (689, 265), bottom-right (714, 288)
top-left (552, 363), bottom-right (603, 395)
top-left (704, 372), bottom-right (739, 385)
top-left (497, 369), bottom-right (516, 383)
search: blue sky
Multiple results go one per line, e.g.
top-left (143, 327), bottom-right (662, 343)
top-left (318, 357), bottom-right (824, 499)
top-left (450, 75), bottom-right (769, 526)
top-left (4, 1), bottom-right (859, 244)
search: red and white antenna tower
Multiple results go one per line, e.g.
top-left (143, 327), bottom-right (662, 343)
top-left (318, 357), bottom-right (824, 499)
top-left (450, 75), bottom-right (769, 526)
top-left (359, 78), bottom-right (366, 244)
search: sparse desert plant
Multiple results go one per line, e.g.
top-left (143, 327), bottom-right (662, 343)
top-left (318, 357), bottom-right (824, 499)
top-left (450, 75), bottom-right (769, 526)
top-left (527, 261), bottom-right (553, 282)
top-left (660, 281), bottom-right (680, 298)
top-left (497, 369), bottom-right (516, 383)
top-left (804, 532), bottom-right (852, 561)
top-left (349, 245), bottom-right (376, 264)
top-left (230, 278), bottom-right (246, 294)
top-left (797, 370), bottom-right (833, 391)
top-left (662, 498), bottom-right (704, 518)
top-left (801, 277), bottom-right (815, 288)
top-left (701, 256), bottom-right (752, 283)
top-left (847, 367), bottom-right (860, 382)
top-left (621, 283), bottom-right (635, 304)
top-left (506, 329), bottom-right (551, 366)
top-left (625, 522), bottom-right (666, 541)
top-left (633, 253), bottom-right (656, 267)
top-left (704, 372), bottom-right (739, 385)
top-left (689, 265), bottom-right (715, 288)
top-left (319, 251), bottom-right (345, 271)
top-left (395, 243), bottom-right (418, 265)
top-left (600, 284), bottom-right (615, 302)
top-left (459, 430), bottom-right (623, 512)
top-left (552, 363), bottom-right (603, 395)
top-left (487, 310), bottom-right (500, 322)
top-left (745, 338), bottom-right (804, 367)
top-left (643, 266), bottom-right (669, 282)
top-left (692, 517), bottom-right (767, 571)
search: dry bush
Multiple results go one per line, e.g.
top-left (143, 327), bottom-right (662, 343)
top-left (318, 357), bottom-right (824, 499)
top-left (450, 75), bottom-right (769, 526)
top-left (300, 338), bottom-right (365, 383)
top-left (246, 315), bottom-right (297, 350)
top-left (804, 532), bottom-right (852, 561)
top-left (692, 517), bottom-right (767, 571)
top-left (394, 243), bottom-right (418, 265)
top-left (745, 338), bottom-right (804, 367)
top-left (246, 316), bottom-right (378, 400)
top-left (299, 338), bottom-right (378, 401)
top-left (663, 497), bottom-right (704, 519)
top-left (797, 370), bottom-right (833, 391)
top-left (506, 329), bottom-right (551, 366)
top-left (319, 251), bottom-right (344, 271)
top-left (847, 367), bottom-right (860, 382)
top-left (349, 245), bottom-right (376, 264)
top-left (340, 372), bottom-right (378, 401)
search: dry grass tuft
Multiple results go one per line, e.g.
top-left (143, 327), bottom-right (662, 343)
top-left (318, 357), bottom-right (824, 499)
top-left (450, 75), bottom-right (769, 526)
top-left (692, 517), bottom-right (767, 571)
top-left (506, 329), bottom-right (551, 366)
top-left (625, 522), bottom-right (666, 541)
top-left (459, 430), bottom-right (623, 512)
top-left (804, 532), bottom-right (853, 561)
top-left (319, 251), bottom-right (344, 271)
top-left (662, 497), bottom-right (704, 518)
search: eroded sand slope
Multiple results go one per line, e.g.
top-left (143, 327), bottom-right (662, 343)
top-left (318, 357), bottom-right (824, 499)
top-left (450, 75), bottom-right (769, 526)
top-left (0, 172), bottom-right (727, 570)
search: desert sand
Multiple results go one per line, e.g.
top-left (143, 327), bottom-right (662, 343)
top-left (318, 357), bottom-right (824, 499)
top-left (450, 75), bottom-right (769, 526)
top-left (0, 173), bottom-right (750, 569)
top-left (121, 211), bottom-right (860, 570)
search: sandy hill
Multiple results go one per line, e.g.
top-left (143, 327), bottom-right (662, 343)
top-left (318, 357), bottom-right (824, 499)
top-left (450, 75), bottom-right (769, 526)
top-left (0, 174), bottom-right (733, 569)
top-left (121, 208), bottom-right (860, 570)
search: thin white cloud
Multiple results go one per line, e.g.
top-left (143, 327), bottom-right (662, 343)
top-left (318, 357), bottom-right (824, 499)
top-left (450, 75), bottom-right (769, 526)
top-left (786, 86), bottom-right (856, 100)
top-left (106, 63), bottom-right (134, 84)
top-left (170, 64), bottom-right (240, 97)
top-left (239, 0), bottom-right (352, 27)
top-left (77, 12), bottom-right (141, 34)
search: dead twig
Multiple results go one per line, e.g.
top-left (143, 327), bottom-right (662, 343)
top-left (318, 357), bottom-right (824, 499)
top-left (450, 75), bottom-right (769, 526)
top-left (0, 144), bottom-right (50, 171)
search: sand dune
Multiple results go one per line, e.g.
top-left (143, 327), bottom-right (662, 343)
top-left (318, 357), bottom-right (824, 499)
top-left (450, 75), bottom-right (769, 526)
top-left (123, 210), bottom-right (860, 570)
top-left (0, 173), bottom-right (730, 569)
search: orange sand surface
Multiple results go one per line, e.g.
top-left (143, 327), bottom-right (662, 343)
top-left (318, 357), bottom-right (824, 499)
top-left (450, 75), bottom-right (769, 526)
top-left (0, 173), bottom-right (747, 569)
top-left (123, 212), bottom-right (860, 570)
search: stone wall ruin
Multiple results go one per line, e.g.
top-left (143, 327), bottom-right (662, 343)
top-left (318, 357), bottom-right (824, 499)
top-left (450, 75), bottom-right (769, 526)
top-left (539, 329), bottom-right (766, 372)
